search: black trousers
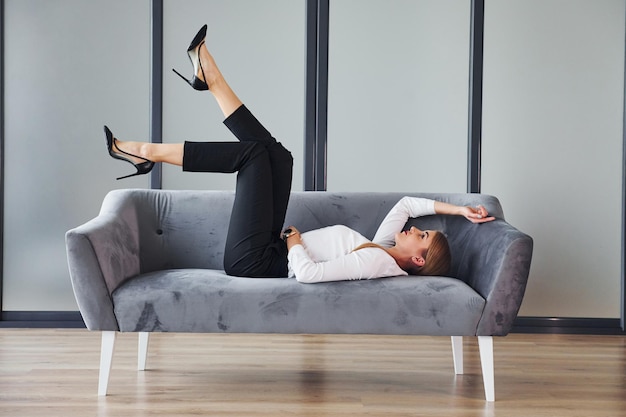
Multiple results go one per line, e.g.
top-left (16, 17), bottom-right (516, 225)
top-left (182, 105), bottom-right (293, 277)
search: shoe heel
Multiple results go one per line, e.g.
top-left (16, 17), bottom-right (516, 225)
top-left (116, 172), bottom-right (140, 181)
top-left (116, 170), bottom-right (149, 180)
top-left (172, 68), bottom-right (193, 87)
top-left (115, 161), bottom-right (155, 181)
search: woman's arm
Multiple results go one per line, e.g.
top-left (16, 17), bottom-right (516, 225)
top-left (282, 226), bottom-right (406, 283)
top-left (287, 244), bottom-right (405, 283)
top-left (283, 225), bottom-right (355, 283)
top-left (372, 197), bottom-right (436, 246)
top-left (433, 201), bottom-right (495, 223)
top-left (287, 246), bottom-right (367, 283)
top-left (372, 197), bottom-right (495, 247)
top-left (283, 226), bottom-right (303, 251)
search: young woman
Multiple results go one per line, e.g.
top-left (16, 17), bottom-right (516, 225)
top-left (104, 25), bottom-right (495, 283)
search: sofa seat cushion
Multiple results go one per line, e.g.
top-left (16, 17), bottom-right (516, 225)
top-left (112, 270), bottom-right (485, 336)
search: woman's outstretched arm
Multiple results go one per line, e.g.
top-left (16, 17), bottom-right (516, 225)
top-left (433, 201), bottom-right (495, 224)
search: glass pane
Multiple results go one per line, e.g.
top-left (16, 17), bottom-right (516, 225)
top-left (3, 0), bottom-right (151, 310)
top-left (327, 0), bottom-right (471, 192)
top-left (482, 0), bottom-right (624, 317)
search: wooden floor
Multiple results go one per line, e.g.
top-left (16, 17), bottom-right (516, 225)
top-left (0, 329), bottom-right (624, 417)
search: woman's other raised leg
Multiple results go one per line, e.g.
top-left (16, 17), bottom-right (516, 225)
top-left (195, 40), bottom-right (293, 239)
top-left (197, 42), bottom-right (242, 119)
top-left (108, 36), bottom-right (241, 166)
top-left (109, 140), bottom-right (184, 166)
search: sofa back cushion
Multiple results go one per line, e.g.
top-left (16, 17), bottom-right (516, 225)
top-left (109, 190), bottom-right (504, 281)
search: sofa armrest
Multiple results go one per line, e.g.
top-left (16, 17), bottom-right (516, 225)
top-left (66, 210), bottom-right (141, 331)
top-left (458, 220), bottom-right (533, 336)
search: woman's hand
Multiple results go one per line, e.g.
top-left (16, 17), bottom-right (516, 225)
top-left (282, 226), bottom-right (302, 250)
top-left (458, 205), bottom-right (495, 224)
top-left (434, 201), bottom-right (496, 224)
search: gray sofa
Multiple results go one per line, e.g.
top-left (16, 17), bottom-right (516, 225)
top-left (65, 189), bottom-right (533, 401)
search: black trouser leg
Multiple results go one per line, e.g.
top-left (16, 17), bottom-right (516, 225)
top-left (182, 105), bottom-right (292, 277)
top-left (223, 105), bottom-right (293, 236)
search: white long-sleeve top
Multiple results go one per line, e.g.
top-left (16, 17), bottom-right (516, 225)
top-left (287, 197), bottom-right (436, 283)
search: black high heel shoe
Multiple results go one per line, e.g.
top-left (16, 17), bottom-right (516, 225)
top-left (172, 24), bottom-right (209, 91)
top-left (104, 126), bottom-right (155, 180)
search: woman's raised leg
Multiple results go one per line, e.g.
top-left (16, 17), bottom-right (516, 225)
top-left (197, 44), bottom-right (243, 119)
top-left (183, 139), bottom-right (287, 276)
top-left (109, 140), bottom-right (184, 166)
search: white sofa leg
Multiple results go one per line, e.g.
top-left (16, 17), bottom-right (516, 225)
top-left (450, 336), bottom-right (464, 374)
top-left (98, 331), bottom-right (117, 396)
top-left (478, 336), bottom-right (495, 402)
top-left (138, 332), bottom-right (150, 371)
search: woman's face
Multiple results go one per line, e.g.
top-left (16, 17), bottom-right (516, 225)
top-left (395, 226), bottom-right (434, 257)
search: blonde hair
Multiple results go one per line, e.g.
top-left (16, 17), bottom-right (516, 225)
top-left (412, 231), bottom-right (451, 276)
top-left (353, 231), bottom-right (451, 276)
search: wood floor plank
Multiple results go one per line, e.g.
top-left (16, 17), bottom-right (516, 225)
top-left (0, 329), bottom-right (624, 416)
